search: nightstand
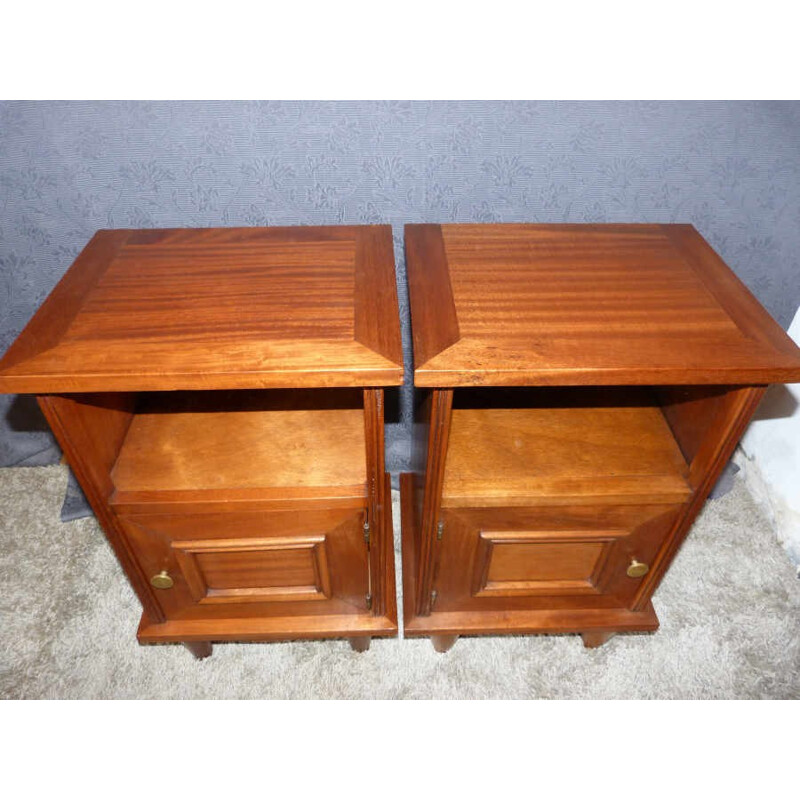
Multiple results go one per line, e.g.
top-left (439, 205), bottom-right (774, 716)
top-left (402, 223), bottom-right (800, 652)
top-left (0, 225), bottom-right (403, 658)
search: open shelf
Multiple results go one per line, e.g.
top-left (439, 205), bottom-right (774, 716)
top-left (110, 389), bottom-right (367, 506)
top-left (442, 388), bottom-right (691, 507)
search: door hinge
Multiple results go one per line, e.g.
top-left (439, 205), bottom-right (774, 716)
top-left (365, 592), bottom-right (373, 610)
top-left (363, 520), bottom-right (371, 547)
top-left (436, 520), bottom-right (444, 541)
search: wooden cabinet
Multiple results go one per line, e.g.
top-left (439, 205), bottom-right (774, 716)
top-left (402, 224), bottom-right (800, 651)
top-left (0, 226), bottom-right (403, 657)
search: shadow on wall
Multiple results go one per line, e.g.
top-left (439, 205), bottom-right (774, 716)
top-left (6, 393), bottom-right (50, 433)
top-left (750, 383), bottom-right (799, 422)
top-left (1, 393), bottom-right (60, 466)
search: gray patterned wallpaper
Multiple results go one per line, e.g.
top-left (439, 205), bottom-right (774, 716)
top-left (2, 101), bottom-right (799, 474)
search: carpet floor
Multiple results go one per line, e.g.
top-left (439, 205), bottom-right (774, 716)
top-left (1, 464), bottom-right (798, 699)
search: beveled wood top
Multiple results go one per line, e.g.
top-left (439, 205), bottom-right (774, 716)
top-left (0, 226), bottom-right (403, 392)
top-left (405, 223), bottom-right (800, 387)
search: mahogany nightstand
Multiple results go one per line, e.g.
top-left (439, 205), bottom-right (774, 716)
top-left (0, 226), bottom-right (403, 658)
top-left (402, 223), bottom-right (800, 652)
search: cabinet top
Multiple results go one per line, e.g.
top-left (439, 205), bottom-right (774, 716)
top-left (405, 223), bottom-right (800, 387)
top-left (0, 226), bottom-right (403, 392)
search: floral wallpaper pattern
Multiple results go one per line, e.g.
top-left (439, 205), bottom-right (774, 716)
top-left (2, 101), bottom-right (799, 472)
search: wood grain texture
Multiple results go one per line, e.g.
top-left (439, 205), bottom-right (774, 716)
top-left (631, 385), bottom-right (766, 610)
top-left (400, 473), bottom-right (661, 638)
top-left (435, 503), bottom-right (682, 613)
top-left (355, 226), bottom-right (403, 364)
top-left (363, 390), bottom-right (389, 616)
top-left (7, 226), bottom-right (402, 654)
top-left (111, 405), bottom-right (367, 502)
top-left (415, 389), bottom-right (453, 616)
top-left (0, 226), bottom-right (403, 392)
top-left (173, 535), bottom-right (332, 604)
top-left (442, 403), bottom-right (691, 507)
top-left (138, 610), bottom-right (398, 644)
top-left (0, 231), bottom-right (131, 372)
top-left (37, 393), bottom-right (165, 624)
top-left (136, 472), bottom-right (398, 645)
top-left (121, 507), bottom-right (369, 620)
top-left (402, 224), bottom-right (796, 645)
top-left (405, 224), bottom-right (460, 369)
top-left (405, 223), bottom-right (800, 386)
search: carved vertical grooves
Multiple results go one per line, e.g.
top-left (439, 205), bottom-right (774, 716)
top-left (632, 385), bottom-right (766, 610)
top-left (415, 388), bottom-right (454, 616)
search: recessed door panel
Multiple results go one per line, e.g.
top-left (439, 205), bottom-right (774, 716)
top-left (472, 531), bottom-right (616, 597)
top-left (119, 506), bottom-right (369, 620)
top-left (435, 503), bottom-right (683, 612)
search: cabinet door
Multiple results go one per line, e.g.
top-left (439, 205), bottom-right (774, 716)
top-left (434, 503), bottom-right (683, 613)
top-left (118, 507), bottom-right (370, 620)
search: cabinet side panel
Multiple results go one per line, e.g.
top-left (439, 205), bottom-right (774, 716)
top-left (657, 386), bottom-right (733, 483)
top-left (38, 393), bottom-right (166, 623)
top-left (364, 389), bottom-right (389, 616)
top-left (414, 388), bottom-right (453, 616)
top-left (633, 385), bottom-right (766, 610)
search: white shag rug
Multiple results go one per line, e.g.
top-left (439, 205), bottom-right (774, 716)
top-left (1, 464), bottom-right (798, 699)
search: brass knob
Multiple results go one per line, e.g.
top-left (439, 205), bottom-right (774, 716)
top-left (626, 559), bottom-right (649, 579)
top-left (150, 570), bottom-right (174, 589)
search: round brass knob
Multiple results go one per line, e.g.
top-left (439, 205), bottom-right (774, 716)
top-left (150, 570), bottom-right (174, 589)
top-left (626, 559), bottom-right (649, 579)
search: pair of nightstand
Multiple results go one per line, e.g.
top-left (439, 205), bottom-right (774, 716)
top-left (1, 223), bottom-right (798, 658)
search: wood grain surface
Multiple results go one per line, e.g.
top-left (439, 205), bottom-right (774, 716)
top-left (442, 403), bottom-right (691, 507)
top-left (111, 407), bottom-right (367, 499)
top-left (0, 226), bottom-right (403, 392)
top-left (405, 223), bottom-right (800, 386)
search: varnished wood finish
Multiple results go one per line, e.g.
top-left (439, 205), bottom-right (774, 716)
top-left (354, 227), bottom-right (403, 365)
top-left (414, 389), bottom-right (453, 616)
top-left (364, 389), bottom-right (388, 616)
top-left (403, 223), bottom-right (800, 647)
top-left (404, 224), bottom-right (460, 368)
top-left (442, 398), bottom-right (691, 507)
top-left (436, 503), bottom-right (682, 612)
top-left (0, 226), bottom-right (402, 655)
top-left (401, 473), bottom-right (660, 638)
top-left (121, 507), bottom-right (369, 619)
top-left (405, 224), bottom-right (800, 387)
top-left (137, 473), bottom-right (398, 644)
top-left (37, 393), bottom-right (165, 624)
top-left (138, 610), bottom-right (398, 644)
top-left (111, 402), bottom-right (367, 503)
top-left (630, 385), bottom-right (766, 610)
top-left (184, 641), bottom-right (213, 660)
top-left (0, 226), bottom-right (403, 392)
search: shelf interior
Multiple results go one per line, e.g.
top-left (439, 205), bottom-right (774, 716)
top-left (111, 390), bottom-right (367, 504)
top-left (442, 388), bottom-right (692, 507)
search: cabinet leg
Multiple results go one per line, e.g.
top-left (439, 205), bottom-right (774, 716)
top-left (184, 641), bottom-right (213, 659)
top-left (581, 631), bottom-right (615, 649)
top-left (431, 634), bottom-right (459, 653)
top-left (349, 636), bottom-right (371, 653)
